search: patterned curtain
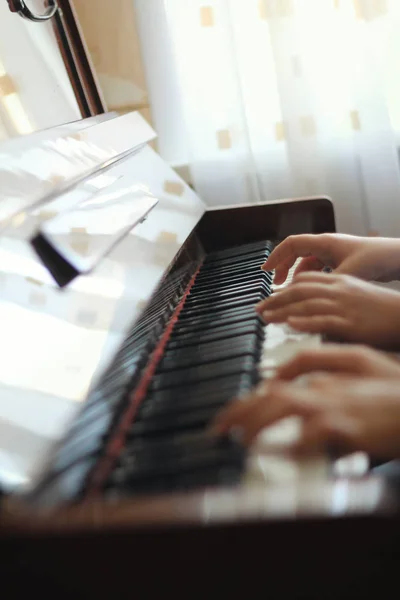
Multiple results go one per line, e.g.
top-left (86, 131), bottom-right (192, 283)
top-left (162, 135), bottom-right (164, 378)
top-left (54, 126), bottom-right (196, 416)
top-left (134, 0), bottom-right (400, 236)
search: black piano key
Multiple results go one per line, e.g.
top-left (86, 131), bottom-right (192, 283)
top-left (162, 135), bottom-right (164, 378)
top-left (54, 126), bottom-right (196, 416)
top-left (177, 302), bottom-right (264, 325)
top-left (170, 463), bottom-right (242, 491)
top-left (109, 436), bottom-right (245, 494)
top-left (178, 293), bottom-right (265, 320)
top-left (142, 372), bottom-right (254, 409)
top-left (82, 379), bottom-right (130, 418)
top-left (185, 287), bottom-right (267, 307)
top-left (139, 390), bottom-right (246, 422)
top-left (129, 405), bottom-right (223, 439)
top-left (171, 307), bottom-right (259, 335)
top-left (109, 427), bottom-right (246, 494)
top-left (122, 430), bottom-right (211, 455)
top-left (194, 268), bottom-right (269, 283)
top-left (116, 436), bottom-right (242, 476)
top-left (197, 262), bottom-right (271, 279)
top-left (122, 433), bottom-right (233, 463)
top-left (98, 368), bottom-right (137, 398)
top-left (70, 400), bottom-right (118, 436)
top-left (193, 271), bottom-right (270, 291)
top-left (191, 270), bottom-right (272, 295)
top-left (200, 251), bottom-right (270, 271)
top-left (138, 389), bottom-right (231, 418)
top-left (191, 274), bottom-right (270, 293)
top-left (149, 354), bottom-right (257, 391)
top-left (197, 256), bottom-right (267, 273)
top-left (138, 392), bottom-right (230, 421)
top-left (52, 417), bottom-right (110, 474)
top-left (164, 331), bottom-right (260, 359)
top-left (175, 303), bottom-right (257, 328)
top-left (158, 334), bottom-right (260, 372)
top-left (195, 261), bottom-right (265, 281)
top-left (108, 463), bottom-right (242, 496)
top-left (204, 240), bottom-right (273, 263)
top-left (140, 393), bottom-right (229, 418)
top-left (200, 256), bottom-right (269, 274)
top-left (185, 281), bottom-right (271, 307)
top-left (191, 270), bottom-right (272, 292)
top-left (203, 245), bottom-right (271, 264)
top-left (166, 319), bottom-right (264, 350)
top-left (31, 456), bottom-right (99, 505)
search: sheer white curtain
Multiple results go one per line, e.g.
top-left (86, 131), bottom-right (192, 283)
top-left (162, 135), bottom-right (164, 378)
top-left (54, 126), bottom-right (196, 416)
top-left (134, 0), bottom-right (400, 236)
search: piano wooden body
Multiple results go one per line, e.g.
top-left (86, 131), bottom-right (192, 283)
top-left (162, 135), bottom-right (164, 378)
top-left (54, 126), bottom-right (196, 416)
top-left (0, 113), bottom-right (399, 598)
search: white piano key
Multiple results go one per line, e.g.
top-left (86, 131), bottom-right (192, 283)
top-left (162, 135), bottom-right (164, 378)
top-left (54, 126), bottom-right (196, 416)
top-left (243, 261), bottom-right (369, 488)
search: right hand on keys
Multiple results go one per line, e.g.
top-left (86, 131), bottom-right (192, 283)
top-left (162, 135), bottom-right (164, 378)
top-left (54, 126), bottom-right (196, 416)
top-left (256, 272), bottom-right (400, 349)
top-left (262, 233), bottom-right (400, 285)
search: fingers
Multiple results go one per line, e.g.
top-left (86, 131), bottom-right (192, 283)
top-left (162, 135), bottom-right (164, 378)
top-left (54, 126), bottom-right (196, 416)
top-left (292, 272), bottom-right (338, 284)
top-left (261, 237), bottom-right (298, 280)
top-left (256, 278), bottom-right (336, 314)
top-left (211, 373), bottom-right (363, 456)
top-left (306, 373), bottom-right (355, 389)
top-left (262, 298), bottom-right (339, 324)
top-left (293, 256), bottom-right (325, 277)
top-left (212, 383), bottom-right (319, 445)
top-left (262, 235), bottom-right (327, 271)
top-left (262, 235), bottom-right (332, 283)
top-left (272, 261), bottom-right (296, 286)
top-left (288, 315), bottom-right (349, 338)
top-left (293, 414), bottom-right (358, 456)
top-left (276, 346), bottom-right (373, 381)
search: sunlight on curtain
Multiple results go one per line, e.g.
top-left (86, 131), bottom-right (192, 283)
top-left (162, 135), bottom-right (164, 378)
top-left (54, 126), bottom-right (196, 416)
top-left (134, 0), bottom-right (400, 236)
top-left (0, 57), bottom-right (33, 137)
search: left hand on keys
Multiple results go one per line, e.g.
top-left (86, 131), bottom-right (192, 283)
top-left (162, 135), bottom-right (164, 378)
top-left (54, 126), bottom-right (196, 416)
top-left (256, 272), bottom-right (400, 350)
top-left (212, 375), bottom-right (400, 459)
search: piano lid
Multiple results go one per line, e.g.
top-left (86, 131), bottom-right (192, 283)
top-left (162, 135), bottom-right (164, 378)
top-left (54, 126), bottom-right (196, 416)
top-left (0, 111), bottom-right (206, 492)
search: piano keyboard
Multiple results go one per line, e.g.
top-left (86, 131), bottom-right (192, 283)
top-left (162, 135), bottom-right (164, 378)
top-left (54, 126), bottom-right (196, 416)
top-left (245, 261), bottom-right (328, 486)
top-left (39, 240), bottom-right (367, 505)
top-left (104, 243), bottom-right (350, 499)
top-left (106, 240), bottom-right (273, 496)
top-left (245, 261), bottom-right (368, 486)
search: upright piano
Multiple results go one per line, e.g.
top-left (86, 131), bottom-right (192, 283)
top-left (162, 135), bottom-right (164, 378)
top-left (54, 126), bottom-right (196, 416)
top-left (0, 111), bottom-right (399, 598)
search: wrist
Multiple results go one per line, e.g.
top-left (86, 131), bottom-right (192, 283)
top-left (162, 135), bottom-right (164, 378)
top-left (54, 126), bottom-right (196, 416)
top-left (373, 238), bottom-right (400, 282)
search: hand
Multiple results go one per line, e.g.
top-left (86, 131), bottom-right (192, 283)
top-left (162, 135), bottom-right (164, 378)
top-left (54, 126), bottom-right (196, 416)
top-left (212, 377), bottom-right (400, 459)
top-left (256, 272), bottom-right (400, 349)
top-left (276, 345), bottom-right (400, 381)
top-left (262, 233), bottom-right (400, 285)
